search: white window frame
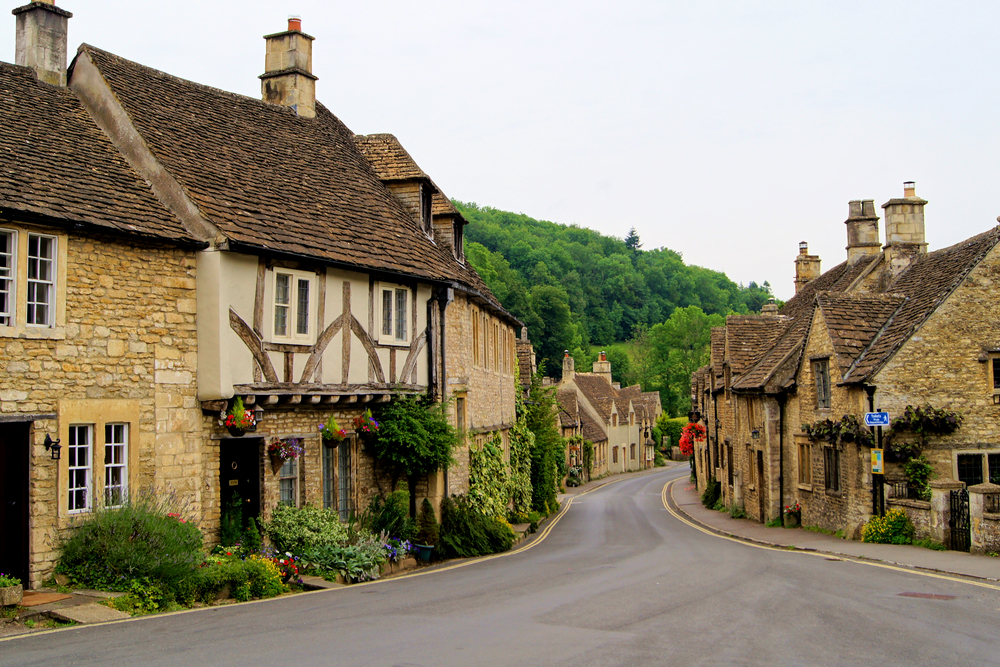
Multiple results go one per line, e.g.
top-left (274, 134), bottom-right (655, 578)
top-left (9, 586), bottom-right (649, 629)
top-left (0, 229), bottom-right (14, 326)
top-left (26, 232), bottom-right (56, 327)
top-left (377, 282), bottom-right (411, 346)
top-left (68, 424), bottom-right (93, 514)
top-left (267, 267), bottom-right (316, 345)
top-left (279, 457), bottom-right (299, 507)
top-left (104, 423), bottom-right (129, 508)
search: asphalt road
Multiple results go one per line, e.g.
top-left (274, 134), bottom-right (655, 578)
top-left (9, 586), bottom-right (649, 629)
top-left (3, 467), bottom-right (999, 667)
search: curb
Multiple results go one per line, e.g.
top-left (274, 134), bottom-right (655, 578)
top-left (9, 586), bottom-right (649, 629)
top-left (665, 478), bottom-right (1000, 585)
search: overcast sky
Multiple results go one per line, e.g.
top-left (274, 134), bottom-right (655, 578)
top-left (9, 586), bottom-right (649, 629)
top-left (6, 1), bottom-right (999, 300)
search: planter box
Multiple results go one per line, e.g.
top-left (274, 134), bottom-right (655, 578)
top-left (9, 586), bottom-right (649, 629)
top-left (0, 584), bottom-right (23, 607)
top-left (784, 514), bottom-right (801, 529)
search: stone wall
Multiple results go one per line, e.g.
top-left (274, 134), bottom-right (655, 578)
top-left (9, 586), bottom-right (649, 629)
top-left (0, 225), bottom-right (199, 587)
top-left (887, 499), bottom-right (932, 540)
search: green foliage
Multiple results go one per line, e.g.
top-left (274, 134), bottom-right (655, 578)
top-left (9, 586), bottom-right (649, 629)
top-left (729, 505), bottom-right (747, 519)
top-left (457, 201), bottom-right (773, 378)
top-left (581, 440), bottom-right (594, 478)
top-left (524, 374), bottom-right (563, 514)
top-left (801, 414), bottom-right (874, 448)
top-left (913, 537), bottom-right (947, 551)
top-left (438, 495), bottom-right (514, 558)
top-left (765, 517), bottom-right (783, 528)
top-left (902, 455), bottom-right (935, 501)
top-left (885, 405), bottom-right (963, 462)
top-left (243, 517), bottom-right (262, 553)
top-left (107, 577), bottom-right (173, 615)
top-left (416, 498), bottom-right (440, 546)
top-left (700, 480), bottom-right (721, 509)
top-left (360, 490), bottom-right (413, 539)
top-left (262, 504), bottom-right (349, 554)
top-left (56, 490), bottom-right (203, 591)
top-left (368, 394), bottom-right (458, 516)
top-left (301, 533), bottom-right (388, 583)
top-left (219, 491), bottom-right (244, 547)
top-left (862, 508), bottom-right (916, 544)
top-left (657, 414), bottom-right (687, 449)
top-left (509, 406), bottom-right (534, 514)
top-left (469, 433), bottom-right (512, 519)
top-left (0, 574), bottom-right (20, 587)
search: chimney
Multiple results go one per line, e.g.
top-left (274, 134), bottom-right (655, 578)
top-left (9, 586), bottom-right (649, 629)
top-left (13, 0), bottom-right (72, 86)
top-left (562, 350), bottom-right (575, 381)
top-left (761, 298), bottom-right (779, 315)
top-left (794, 242), bottom-right (821, 294)
top-left (593, 351), bottom-right (612, 384)
top-left (260, 16), bottom-right (317, 118)
top-left (845, 200), bottom-right (880, 264)
top-left (882, 181), bottom-right (927, 278)
top-left (520, 326), bottom-right (528, 341)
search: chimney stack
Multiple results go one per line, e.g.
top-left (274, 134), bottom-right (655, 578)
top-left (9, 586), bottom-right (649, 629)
top-left (562, 350), bottom-right (575, 381)
top-left (761, 298), bottom-right (779, 315)
top-left (593, 351), bottom-right (612, 384)
top-left (260, 15), bottom-right (317, 118)
top-left (882, 181), bottom-right (927, 278)
top-left (794, 242), bottom-right (821, 294)
top-left (845, 200), bottom-right (880, 264)
top-left (13, 0), bottom-right (72, 86)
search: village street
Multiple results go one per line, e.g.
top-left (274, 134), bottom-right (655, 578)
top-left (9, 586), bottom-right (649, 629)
top-left (2, 466), bottom-right (998, 667)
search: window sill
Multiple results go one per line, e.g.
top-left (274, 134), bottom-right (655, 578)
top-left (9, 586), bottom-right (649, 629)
top-left (797, 483), bottom-right (813, 492)
top-left (0, 324), bottom-right (66, 340)
top-left (377, 338), bottom-right (412, 348)
top-left (825, 489), bottom-right (843, 498)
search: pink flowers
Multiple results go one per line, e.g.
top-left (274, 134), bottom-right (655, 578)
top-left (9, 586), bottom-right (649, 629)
top-left (167, 512), bottom-right (187, 524)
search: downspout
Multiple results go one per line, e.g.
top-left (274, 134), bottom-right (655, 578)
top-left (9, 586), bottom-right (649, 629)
top-left (438, 287), bottom-right (453, 401)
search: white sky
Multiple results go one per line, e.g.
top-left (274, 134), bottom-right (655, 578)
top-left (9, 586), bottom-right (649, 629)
top-left (6, 1), bottom-right (999, 301)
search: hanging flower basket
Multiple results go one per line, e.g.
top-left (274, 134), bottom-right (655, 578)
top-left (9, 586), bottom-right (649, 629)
top-left (222, 396), bottom-right (255, 437)
top-left (351, 409), bottom-right (380, 443)
top-left (268, 437), bottom-right (304, 474)
top-left (318, 414), bottom-right (347, 447)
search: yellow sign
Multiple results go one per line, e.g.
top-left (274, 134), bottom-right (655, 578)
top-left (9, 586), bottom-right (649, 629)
top-left (871, 448), bottom-right (884, 475)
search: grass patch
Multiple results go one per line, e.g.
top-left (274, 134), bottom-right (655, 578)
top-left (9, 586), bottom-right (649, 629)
top-left (913, 537), bottom-right (947, 551)
top-left (802, 524), bottom-right (838, 536)
top-left (765, 517), bottom-right (783, 528)
top-left (728, 505), bottom-right (746, 519)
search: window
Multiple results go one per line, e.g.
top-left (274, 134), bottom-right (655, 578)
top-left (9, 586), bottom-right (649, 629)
top-left (812, 359), bottom-right (831, 409)
top-left (0, 230), bottom-right (13, 325)
top-left (338, 439), bottom-right (352, 522)
top-left (378, 283), bottom-right (410, 345)
top-left (472, 310), bottom-right (480, 366)
top-left (271, 269), bottom-right (314, 343)
top-left (279, 457), bottom-right (298, 506)
top-left (453, 219), bottom-right (464, 261)
top-left (954, 452), bottom-right (1000, 487)
top-left (613, 446), bottom-right (618, 464)
top-left (748, 447), bottom-right (756, 485)
top-left (630, 443), bottom-right (636, 460)
top-left (420, 184), bottom-right (433, 235)
top-left (27, 233), bottom-right (55, 326)
top-left (824, 447), bottom-right (840, 492)
top-left (455, 396), bottom-right (466, 431)
top-left (612, 414), bottom-right (618, 428)
top-left (68, 425), bottom-right (92, 513)
top-left (322, 442), bottom-right (335, 510)
top-left (104, 423), bottom-right (128, 507)
top-left (798, 440), bottom-right (812, 485)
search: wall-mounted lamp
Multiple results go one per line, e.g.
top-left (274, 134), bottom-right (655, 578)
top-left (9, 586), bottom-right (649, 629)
top-left (252, 404), bottom-right (265, 431)
top-left (751, 429), bottom-right (761, 440)
top-left (44, 434), bottom-right (62, 460)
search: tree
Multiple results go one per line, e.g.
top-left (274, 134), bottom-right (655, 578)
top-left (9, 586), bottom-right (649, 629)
top-left (648, 306), bottom-right (725, 416)
top-left (367, 395), bottom-right (459, 517)
top-left (524, 373), bottom-right (563, 514)
top-left (624, 227), bottom-right (642, 251)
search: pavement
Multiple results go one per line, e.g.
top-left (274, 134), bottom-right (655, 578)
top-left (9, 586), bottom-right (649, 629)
top-left (667, 474), bottom-right (1000, 583)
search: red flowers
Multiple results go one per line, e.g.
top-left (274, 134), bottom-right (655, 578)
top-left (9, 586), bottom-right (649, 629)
top-left (678, 422), bottom-right (706, 456)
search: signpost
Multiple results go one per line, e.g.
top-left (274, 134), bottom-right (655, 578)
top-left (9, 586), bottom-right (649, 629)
top-left (864, 412), bottom-right (890, 427)
top-left (871, 448), bottom-right (884, 475)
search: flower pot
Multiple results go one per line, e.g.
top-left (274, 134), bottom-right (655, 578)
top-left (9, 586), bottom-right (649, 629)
top-left (414, 544), bottom-right (434, 562)
top-left (784, 514), bottom-right (801, 529)
top-left (322, 437), bottom-right (341, 449)
top-left (227, 425), bottom-right (246, 438)
top-left (269, 454), bottom-right (286, 475)
top-left (0, 584), bottom-right (23, 607)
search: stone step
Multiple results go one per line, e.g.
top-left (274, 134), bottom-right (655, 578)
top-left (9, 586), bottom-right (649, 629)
top-left (47, 602), bottom-right (131, 624)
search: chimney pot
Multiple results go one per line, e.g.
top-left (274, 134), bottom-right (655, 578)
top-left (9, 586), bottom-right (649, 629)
top-left (903, 181), bottom-right (916, 198)
top-left (287, 15), bottom-right (301, 32)
top-left (798, 241), bottom-right (808, 254)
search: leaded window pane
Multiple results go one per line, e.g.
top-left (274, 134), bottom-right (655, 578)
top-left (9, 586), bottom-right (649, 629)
top-left (274, 273), bottom-right (290, 336)
top-left (395, 288), bottom-right (407, 341)
top-left (296, 278), bottom-right (310, 335)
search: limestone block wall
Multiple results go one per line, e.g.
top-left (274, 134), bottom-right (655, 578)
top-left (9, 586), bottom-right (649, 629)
top-left (0, 228), bottom-right (199, 586)
top-left (873, 247), bottom-right (1000, 481)
top-left (887, 499), bottom-right (932, 540)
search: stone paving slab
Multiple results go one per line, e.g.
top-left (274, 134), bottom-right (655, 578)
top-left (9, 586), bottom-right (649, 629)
top-left (47, 602), bottom-right (131, 624)
top-left (19, 592), bottom-right (72, 607)
top-left (300, 575), bottom-right (340, 590)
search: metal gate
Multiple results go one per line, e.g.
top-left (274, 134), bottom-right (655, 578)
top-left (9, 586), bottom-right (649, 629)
top-left (949, 488), bottom-right (970, 552)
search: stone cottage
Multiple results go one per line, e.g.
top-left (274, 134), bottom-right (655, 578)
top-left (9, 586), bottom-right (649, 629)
top-left (692, 182), bottom-right (1000, 545)
top-left (0, 1), bottom-right (518, 587)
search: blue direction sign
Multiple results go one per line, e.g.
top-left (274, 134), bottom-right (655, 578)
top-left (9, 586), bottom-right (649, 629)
top-left (865, 412), bottom-right (890, 427)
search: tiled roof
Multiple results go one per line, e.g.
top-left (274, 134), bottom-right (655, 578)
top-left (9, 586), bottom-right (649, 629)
top-left (780, 255), bottom-right (877, 319)
top-left (353, 134), bottom-right (432, 183)
top-left (557, 388), bottom-right (578, 427)
top-left (815, 292), bottom-right (905, 378)
top-left (845, 227), bottom-right (1000, 382)
top-left (573, 373), bottom-right (617, 420)
top-left (81, 46), bottom-right (463, 283)
top-left (0, 63), bottom-right (193, 242)
top-left (432, 192), bottom-right (463, 219)
top-left (725, 316), bottom-right (791, 377)
top-left (711, 328), bottom-right (725, 379)
top-left (579, 409), bottom-right (607, 443)
top-left (732, 316), bottom-right (811, 391)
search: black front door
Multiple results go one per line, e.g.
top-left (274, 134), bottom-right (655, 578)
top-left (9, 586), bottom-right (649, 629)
top-left (220, 438), bottom-right (262, 529)
top-left (0, 422), bottom-right (30, 586)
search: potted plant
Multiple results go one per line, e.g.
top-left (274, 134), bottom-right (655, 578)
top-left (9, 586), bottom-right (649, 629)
top-left (783, 502), bottom-right (802, 528)
top-left (318, 414), bottom-right (347, 446)
top-left (413, 498), bottom-right (439, 562)
top-left (0, 573), bottom-right (22, 607)
top-left (351, 408), bottom-right (380, 442)
top-left (223, 396), bottom-right (255, 437)
top-left (268, 437), bottom-right (304, 474)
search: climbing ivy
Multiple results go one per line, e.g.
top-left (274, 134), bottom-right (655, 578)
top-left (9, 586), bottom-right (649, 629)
top-left (468, 433), bottom-right (511, 520)
top-left (801, 414), bottom-right (874, 448)
top-left (885, 405), bottom-right (962, 462)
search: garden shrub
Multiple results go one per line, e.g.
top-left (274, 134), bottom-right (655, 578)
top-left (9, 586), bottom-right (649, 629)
top-left (107, 577), bottom-right (174, 615)
top-left (700, 480), bottom-right (721, 508)
top-left (862, 508), bottom-right (916, 544)
top-left (439, 494), bottom-right (514, 558)
top-left (219, 491), bottom-right (244, 547)
top-left (360, 490), bottom-right (413, 539)
top-left (190, 555), bottom-right (286, 603)
top-left (243, 517), bottom-right (263, 552)
top-left (301, 531), bottom-right (387, 583)
top-left (263, 504), bottom-right (349, 553)
top-left (415, 497), bottom-right (439, 546)
top-left (56, 491), bottom-right (203, 591)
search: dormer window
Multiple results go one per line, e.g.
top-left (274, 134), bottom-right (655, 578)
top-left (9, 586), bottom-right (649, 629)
top-left (453, 220), bottom-right (464, 262)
